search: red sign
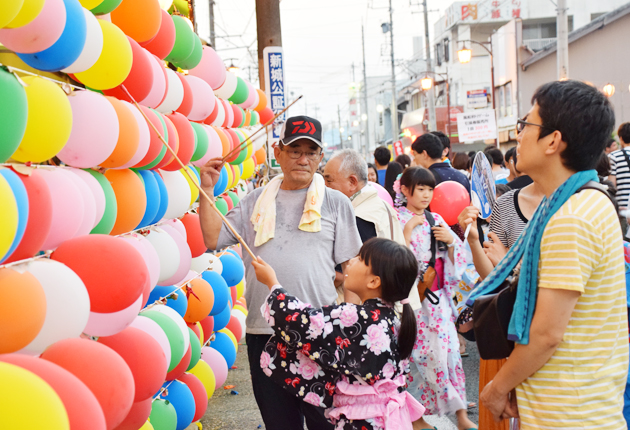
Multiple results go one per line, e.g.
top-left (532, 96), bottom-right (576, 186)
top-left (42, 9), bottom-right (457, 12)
top-left (393, 140), bottom-right (404, 157)
top-left (449, 107), bottom-right (462, 123)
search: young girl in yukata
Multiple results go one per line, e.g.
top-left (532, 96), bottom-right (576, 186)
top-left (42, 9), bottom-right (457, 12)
top-left (251, 238), bottom-right (426, 430)
top-left (395, 167), bottom-right (477, 430)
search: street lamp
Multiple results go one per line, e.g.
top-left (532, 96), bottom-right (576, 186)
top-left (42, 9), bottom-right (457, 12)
top-left (603, 83), bottom-right (615, 97)
top-left (421, 76), bottom-right (433, 91)
top-left (376, 104), bottom-right (384, 113)
top-left (361, 114), bottom-right (368, 121)
top-left (340, 127), bottom-right (345, 133)
top-left (417, 71), bottom-right (451, 139)
top-left (457, 47), bottom-right (472, 64)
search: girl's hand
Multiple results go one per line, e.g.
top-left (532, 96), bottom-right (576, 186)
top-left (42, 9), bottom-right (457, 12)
top-left (431, 224), bottom-right (455, 246)
top-left (251, 256), bottom-right (279, 289)
top-left (483, 232), bottom-right (508, 266)
top-left (457, 206), bottom-right (479, 242)
top-left (405, 214), bottom-right (425, 231)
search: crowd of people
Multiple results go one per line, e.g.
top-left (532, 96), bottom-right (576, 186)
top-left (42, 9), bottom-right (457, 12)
top-left (199, 80), bottom-right (630, 430)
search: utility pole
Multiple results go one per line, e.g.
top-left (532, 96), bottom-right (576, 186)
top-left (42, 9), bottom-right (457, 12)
top-left (361, 24), bottom-right (371, 157)
top-left (557, 0), bottom-right (569, 79)
top-left (423, 0), bottom-right (436, 131)
top-left (256, 0), bottom-right (282, 90)
top-left (338, 105), bottom-right (344, 149)
top-left (208, 0), bottom-right (215, 47)
top-left (351, 63), bottom-right (356, 82)
top-left (388, 0), bottom-right (398, 142)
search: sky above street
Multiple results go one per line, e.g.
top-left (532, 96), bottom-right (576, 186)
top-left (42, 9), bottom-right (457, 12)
top-left (212, 0), bottom-right (458, 130)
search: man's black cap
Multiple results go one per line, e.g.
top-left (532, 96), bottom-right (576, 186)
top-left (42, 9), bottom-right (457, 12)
top-left (279, 115), bottom-right (323, 148)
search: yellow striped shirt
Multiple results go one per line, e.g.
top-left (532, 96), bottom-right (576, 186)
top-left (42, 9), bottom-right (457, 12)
top-left (516, 189), bottom-right (629, 430)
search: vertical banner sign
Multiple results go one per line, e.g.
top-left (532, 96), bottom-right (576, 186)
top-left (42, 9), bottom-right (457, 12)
top-left (263, 46), bottom-right (286, 169)
top-left (393, 140), bottom-right (403, 157)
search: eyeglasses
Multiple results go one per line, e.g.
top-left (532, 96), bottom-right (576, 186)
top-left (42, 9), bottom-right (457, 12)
top-left (516, 118), bottom-right (554, 135)
top-left (283, 148), bottom-right (322, 161)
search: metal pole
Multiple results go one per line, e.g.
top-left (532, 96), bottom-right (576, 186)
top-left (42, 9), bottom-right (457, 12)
top-left (208, 0), bottom-right (215, 47)
top-left (362, 25), bottom-right (371, 157)
top-left (388, 0), bottom-right (398, 142)
top-left (489, 40), bottom-right (499, 148)
top-left (338, 105), bottom-right (343, 149)
top-left (423, 0), bottom-right (436, 131)
top-left (446, 74), bottom-right (451, 141)
top-left (256, 0), bottom-right (282, 91)
top-left (557, 0), bottom-right (569, 79)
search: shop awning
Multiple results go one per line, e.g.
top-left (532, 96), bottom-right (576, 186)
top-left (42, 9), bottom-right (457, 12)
top-left (401, 108), bottom-right (426, 129)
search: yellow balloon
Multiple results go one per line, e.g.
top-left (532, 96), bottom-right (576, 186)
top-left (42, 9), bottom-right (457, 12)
top-left (233, 304), bottom-right (248, 316)
top-left (188, 360), bottom-right (216, 399)
top-left (234, 279), bottom-right (245, 300)
top-left (5, 0), bottom-right (43, 29)
top-left (11, 76), bottom-right (72, 163)
top-left (74, 20), bottom-right (132, 90)
top-left (195, 322), bottom-right (204, 348)
top-left (139, 420), bottom-right (154, 430)
top-left (219, 328), bottom-right (238, 352)
top-left (224, 165), bottom-right (233, 191)
top-left (240, 157), bottom-right (255, 180)
top-left (0, 176), bottom-right (18, 260)
top-left (78, 0), bottom-right (104, 10)
top-left (230, 165), bottom-right (241, 189)
top-left (183, 166), bottom-right (199, 205)
top-left (0, 0), bottom-right (25, 28)
top-left (0, 362), bottom-right (70, 429)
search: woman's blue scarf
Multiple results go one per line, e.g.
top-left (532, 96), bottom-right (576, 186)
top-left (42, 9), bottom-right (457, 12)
top-left (466, 169), bottom-right (598, 344)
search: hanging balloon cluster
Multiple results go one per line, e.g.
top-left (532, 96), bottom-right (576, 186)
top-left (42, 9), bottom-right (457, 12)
top-left (0, 0), bottom-right (279, 429)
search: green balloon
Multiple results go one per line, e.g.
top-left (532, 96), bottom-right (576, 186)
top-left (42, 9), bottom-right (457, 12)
top-left (172, 0), bottom-right (190, 16)
top-left (165, 16), bottom-right (195, 65)
top-left (215, 196), bottom-right (228, 215)
top-left (186, 327), bottom-right (201, 371)
top-left (250, 111), bottom-right (259, 126)
top-left (149, 399), bottom-right (177, 430)
top-left (190, 122), bottom-right (208, 162)
top-left (138, 109), bottom-right (169, 170)
top-left (176, 35), bottom-right (202, 70)
top-left (237, 106), bottom-right (247, 128)
top-left (141, 310), bottom-right (186, 372)
top-left (87, 169), bottom-right (117, 235)
top-left (90, 0), bottom-right (123, 14)
top-left (229, 77), bottom-right (249, 104)
top-left (0, 68), bottom-right (27, 163)
top-left (229, 131), bottom-right (248, 165)
top-left (227, 190), bottom-right (240, 207)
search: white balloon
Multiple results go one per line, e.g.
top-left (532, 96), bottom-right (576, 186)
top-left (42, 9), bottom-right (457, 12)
top-left (148, 304), bottom-right (190, 357)
top-left (190, 253), bottom-right (223, 274)
top-left (63, 168), bottom-right (96, 237)
top-left (211, 98), bottom-right (225, 127)
top-left (214, 71), bottom-right (237, 100)
top-left (156, 68), bottom-right (184, 114)
top-left (162, 218), bottom-right (187, 240)
top-left (145, 227), bottom-right (180, 282)
top-left (83, 294), bottom-right (143, 337)
top-left (130, 315), bottom-right (171, 370)
top-left (15, 260), bottom-right (90, 355)
top-left (231, 309), bottom-right (247, 342)
top-left (159, 169), bottom-right (191, 219)
top-left (121, 233), bottom-right (161, 291)
top-left (158, 224), bottom-right (191, 286)
top-left (253, 133), bottom-right (266, 152)
top-left (68, 168), bottom-right (106, 229)
top-left (62, 8), bottom-right (104, 73)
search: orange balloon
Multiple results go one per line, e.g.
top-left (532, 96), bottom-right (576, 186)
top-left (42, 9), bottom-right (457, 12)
top-left (110, 0), bottom-right (162, 44)
top-left (254, 89), bottom-right (267, 112)
top-left (213, 127), bottom-right (231, 157)
top-left (255, 147), bottom-right (266, 165)
top-left (243, 111), bottom-right (251, 127)
top-left (105, 169), bottom-right (147, 235)
top-left (151, 114), bottom-right (179, 170)
top-left (183, 278), bottom-right (214, 324)
top-left (100, 98), bottom-right (140, 168)
top-left (0, 268), bottom-right (46, 354)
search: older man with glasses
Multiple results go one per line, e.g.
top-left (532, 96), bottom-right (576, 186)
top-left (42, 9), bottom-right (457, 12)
top-left (198, 115), bottom-right (362, 430)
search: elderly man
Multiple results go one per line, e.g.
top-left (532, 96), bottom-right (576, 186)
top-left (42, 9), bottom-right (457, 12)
top-left (198, 116), bottom-right (362, 430)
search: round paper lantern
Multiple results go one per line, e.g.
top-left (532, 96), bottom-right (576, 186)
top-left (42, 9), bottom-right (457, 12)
top-left (189, 45), bottom-right (226, 90)
top-left (83, 294), bottom-right (143, 337)
top-left (160, 380), bottom-right (194, 430)
top-left (117, 103), bottom-right (151, 169)
top-left (165, 15), bottom-right (194, 65)
top-left (130, 315), bottom-right (171, 371)
top-left (139, 310), bottom-right (184, 372)
top-left (183, 278), bottom-right (214, 323)
top-left (115, 398), bottom-right (152, 430)
top-left (51, 234), bottom-right (148, 313)
top-left (88, 169), bottom-right (117, 234)
top-left (17, 0), bottom-right (87, 72)
top-left (178, 372), bottom-right (207, 421)
top-left (0, 0), bottom-right (65, 54)
top-left (0, 355), bottom-right (105, 430)
top-left (254, 88), bottom-right (268, 112)
top-left (144, 228), bottom-right (179, 283)
top-left (214, 71), bottom-right (237, 100)
top-left (58, 90), bottom-right (119, 168)
top-left (0, 65), bottom-right (27, 163)
top-left (142, 9), bottom-right (175, 60)
top-left (41, 338), bottom-right (135, 430)
top-left (138, 53), bottom-right (167, 109)
top-left (0, 0), bottom-right (26, 29)
top-left (105, 169), bottom-right (146, 235)
top-left (11, 76), bottom-right (72, 163)
top-left (149, 399), bottom-right (176, 430)
top-left (62, 8), bottom-right (103, 73)
top-left (201, 346), bottom-right (228, 389)
top-left (74, 20), bottom-right (132, 90)
top-left (162, 112), bottom-right (195, 170)
top-left (0, 362), bottom-right (69, 430)
top-left (156, 68), bottom-right (184, 114)
top-left (99, 98), bottom-right (139, 168)
top-left (90, 0), bottom-right (123, 14)
top-left (183, 75), bottom-right (215, 122)
top-left (111, 0), bottom-right (161, 43)
top-left (102, 38), bottom-right (154, 103)
top-left (159, 169), bottom-right (191, 219)
top-left (431, 181), bottom-right (471, 226)
top-left (176, 32), bottom-right (202, 70)
top-left (175, 72), bottom-right (192, 117)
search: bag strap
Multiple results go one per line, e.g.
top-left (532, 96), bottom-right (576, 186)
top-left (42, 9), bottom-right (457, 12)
top-left (424, 210), bottom-right (437, 268)
top-left (576, 180), bottom-right (618, 213)
top-left (622, 149), bottom-right (630, 173)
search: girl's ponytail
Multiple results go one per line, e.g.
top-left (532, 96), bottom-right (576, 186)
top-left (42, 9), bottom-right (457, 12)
top-left (397, 300), bottom-right (416, 359)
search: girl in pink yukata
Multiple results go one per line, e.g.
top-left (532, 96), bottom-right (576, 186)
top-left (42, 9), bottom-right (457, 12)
top-left (252, 238), bottom-right (426, 430)
top-left (395, 167), bottom-right (477, 430)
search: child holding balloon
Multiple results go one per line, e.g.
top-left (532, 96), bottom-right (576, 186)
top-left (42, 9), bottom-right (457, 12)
top-left (394, 167), bottom-right (477, 430)
top-left (251, 238), bottom-right (426, 430)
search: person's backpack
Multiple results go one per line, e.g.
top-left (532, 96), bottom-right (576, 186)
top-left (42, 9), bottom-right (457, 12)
top-left (416, 210), bottom-right (444, 305)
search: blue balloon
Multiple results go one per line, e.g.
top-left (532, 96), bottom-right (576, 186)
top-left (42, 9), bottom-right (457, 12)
top-left (212, 302), bottom-right (231, 332)
top-left (17, 0), bottom-right (87, 72)
top-left (213, 166), bottom-right (227, 197)
top-left (202, 270), bottom-right (229, 316)
top-left (161, 380), bottom-right (195, 430)
top-left (223, 249), bottom-right (241, 261)
top-left (210, 331), bottom-right (236, 368)
top-left (136, 169), bottom-right (160, 228)
top-left (145, 286), bottom-right (188, 317)
top-left (219, 253), bottom-right (244, 286)
top-left (0, 169), bottom-right (29, 263)
top-left (151, 170), bottom-right (169, 224)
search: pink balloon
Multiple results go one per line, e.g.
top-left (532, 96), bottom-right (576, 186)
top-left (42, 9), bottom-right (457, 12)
top-left (83, 294), bottom-right (143, 337)
top-left (158, 224), bottom-right (192, 286)
top-left (37, 169), bottom-right (85, 251)
top-left (189, 46), bottom-right (226, 90)
top-left (184, 75), bottom-right (216, 122)
top-left (192, 125), bottom-right (222, 167)
top-left (129, 315), bottom-right (171, 370)
top-left (68, 168), bottom-right (106, 229)
top-left (162, 218), bottom-right (186, 240)
top-left (0, 0), bottom-right (66, 54)
top-left (116, 102), bottom-right (151, 169)
top-left (57, 90), bottom-right (119, 168)
top-left (371, 182), bottom-right (394, 207)
top-left (121, 233), bottom-right (160, 290)
top-left (139, 54), bottom-right (167, 109)
top-left (64, 168), bottom-right (96, 237)
top-left (222, 99), bottom-right (234, 128)
top-left (201, 346), bottom-right (228, 389)
top-left (240, 81), bottom-right (259, 110)
top-left (211, 98), bottom-right (225, 127)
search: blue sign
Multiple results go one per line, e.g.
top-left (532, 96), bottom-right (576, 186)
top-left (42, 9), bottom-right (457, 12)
top-left (263, 46), bottom-right (286, 168)
top-left (470, 151), bottom-right (496, 219)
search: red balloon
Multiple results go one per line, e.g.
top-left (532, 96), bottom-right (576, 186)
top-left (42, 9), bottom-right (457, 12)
top-left (221, 99), bottom-right (232, 128)
top-left (223, 128), bottom-right (240, 163)
top-left (3, 170), bottom-right (53, 263)
top-left (180, 213), bottom-right (205, 258)
top-left (222, 193), bottom-right (234, 210)
top-left (41, 338), bottom-right (135, 430)
top-left (231, 104), bottom-right (243, 129)
top-left (133, 106), bottom-right (166, 168)
top-left (142, 10), bottom-right (175, 60)
top-left (0, 354), bottom-right (106, 430)
top-left (150, 114), bottom-right (179, 170)
top-left (165, 344), bottom-right (191, 381)
top-left (103, 38), bottom-right (154, 103)
top-left (162, 113), bottom-right (195, 171)
top-left (175, 73), bottom-right (193, 117)
top-left (199, 316), bottom-right (214, 343)
top-left (187, 322), bottom-right (201, 339)
top-left (259, 107), bottom-right (274, 125)
top-left (113, 398), bottom-right (152, 430)
top-left (203, 97), bottom-right (219, 125)
top-left (98, 327), bottom-right (168, 402)
top-left (179, 373), bottom-right (208, 422)
top-left (51, 235), bottom-right (148, 313)
top-left (225, 315), bottom-right (242, 343)
top-left (430, 180), bottom-right (470, 226)
top-left (229, 285), bottom-right (237, 305)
